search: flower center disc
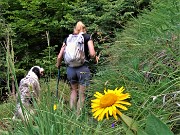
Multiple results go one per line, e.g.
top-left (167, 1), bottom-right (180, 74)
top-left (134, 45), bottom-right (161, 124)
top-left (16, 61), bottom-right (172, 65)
top-left (100, 93), bottom-right (117, 108)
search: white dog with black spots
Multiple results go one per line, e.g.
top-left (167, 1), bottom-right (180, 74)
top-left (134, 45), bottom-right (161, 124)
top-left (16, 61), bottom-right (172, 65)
top-left (13, 66), bottom-right (44, 120)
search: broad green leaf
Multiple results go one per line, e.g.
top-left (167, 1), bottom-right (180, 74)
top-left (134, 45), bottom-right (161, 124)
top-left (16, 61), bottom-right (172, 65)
top-left (120, 114), bottom-right (139, 132)
top-left (122, 121), bottom-right (135, 135)
top-left (137, 128), bottom-right (149, 135)
top-left (145, 114), bottom-right (174, 135)
top-left (126, 129), bottom-right (135, 135)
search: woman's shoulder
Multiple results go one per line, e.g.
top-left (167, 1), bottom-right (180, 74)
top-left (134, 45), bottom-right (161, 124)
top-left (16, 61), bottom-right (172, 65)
top-left (63, 37), bottom-right (68, 43)
top-left (82, 33), bottom-right (92, 41)
top-left (82, 33), bottom-right (91, 37)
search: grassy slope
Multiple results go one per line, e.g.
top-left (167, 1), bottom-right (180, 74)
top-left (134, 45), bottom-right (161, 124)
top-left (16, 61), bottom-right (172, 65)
top-left (93, 0), bottom-right (180, 134)
top-left (0, 0), bottom-right (179, 134)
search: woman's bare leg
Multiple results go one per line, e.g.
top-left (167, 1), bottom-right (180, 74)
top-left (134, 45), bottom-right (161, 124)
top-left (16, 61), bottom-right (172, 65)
top-left (77, 85), bottom-right (86, 115)
top-left (70, 83), bottom-right (78, 110)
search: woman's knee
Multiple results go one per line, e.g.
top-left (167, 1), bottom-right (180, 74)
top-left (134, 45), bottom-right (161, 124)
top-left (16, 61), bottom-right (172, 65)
top-left (71, 83), bottom-right (78, 91)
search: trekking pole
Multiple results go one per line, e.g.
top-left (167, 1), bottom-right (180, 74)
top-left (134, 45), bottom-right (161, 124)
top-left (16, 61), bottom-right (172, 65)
top-left (53, 67), bottom-right (60, 111)
top-left (56, 67), bottom-right (61, 98)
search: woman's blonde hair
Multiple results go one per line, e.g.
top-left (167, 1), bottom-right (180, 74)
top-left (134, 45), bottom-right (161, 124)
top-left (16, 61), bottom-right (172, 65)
top-left (74, 21), bottom-right (87, 34)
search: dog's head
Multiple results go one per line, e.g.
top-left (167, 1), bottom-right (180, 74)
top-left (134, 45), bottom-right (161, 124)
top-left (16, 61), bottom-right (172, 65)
top-left (29, 66), bottom-right (44, 79)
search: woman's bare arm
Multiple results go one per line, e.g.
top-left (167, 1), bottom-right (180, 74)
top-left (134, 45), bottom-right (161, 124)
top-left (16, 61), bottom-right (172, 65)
top-left (56, 43), bottom-right (66, 67)
top-left (88, 40), bottom-right (99, 63)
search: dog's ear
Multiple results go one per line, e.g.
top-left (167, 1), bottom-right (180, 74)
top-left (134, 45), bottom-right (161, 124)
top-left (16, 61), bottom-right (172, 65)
top-left (32, 67), bottom-right (41, 79)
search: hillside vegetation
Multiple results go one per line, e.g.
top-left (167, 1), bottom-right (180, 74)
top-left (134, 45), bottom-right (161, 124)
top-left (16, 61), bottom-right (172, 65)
top-left (93, 0), bottom-right (179, 134)
top-left (0, 0), bottom-right (179, 135)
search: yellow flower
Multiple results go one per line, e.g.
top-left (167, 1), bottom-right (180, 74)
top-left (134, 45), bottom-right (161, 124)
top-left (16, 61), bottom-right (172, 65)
top-left (91, 86), bottom-right (131, 121)
top-left (53, 104), bottom-right (57, 111)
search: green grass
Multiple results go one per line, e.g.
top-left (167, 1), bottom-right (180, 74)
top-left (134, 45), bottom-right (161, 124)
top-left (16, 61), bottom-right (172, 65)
top-left (91, 0), bottom-right (180, 134)
top-left (0, 0), bottom-right (180, 134)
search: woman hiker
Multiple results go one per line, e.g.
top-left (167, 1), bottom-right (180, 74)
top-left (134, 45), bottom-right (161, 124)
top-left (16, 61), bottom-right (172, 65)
top-left (56, 21), bottom-right (98, 115)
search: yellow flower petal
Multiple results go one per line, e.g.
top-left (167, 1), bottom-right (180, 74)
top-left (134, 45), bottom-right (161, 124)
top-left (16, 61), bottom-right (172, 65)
top-left (114, 103), bottom-right (128, 110)
top-left (104, 90), bottom-right (107, 94)
top-left (118, 94), bottom-right (131, 100)
top-left (91, 103), bottom-right (100, 108)
top-left (116, 109), bottom-right (122, 116)
top-left (92, 106), bottom-right (102, 112)
top-left (91, 99), bottom-right (100, 103)
top-left (112, 111), bottom-right (118, 120)
top-left (114, 87), bottom-right (118, 91)
top-left (107, 90), bottom-right (114, 93)
top-left (116, 101), bottom-right (131, 106)
top-left (97, 116), bottom-right (101, 121)
top-left (112, 105), bottom-right (117, 111)
top-left (118, 86), bottom-right (125, 92)
top-left (94, 94), bottom-right (103, 99)
top-left (93, 108), bottom-right (104, 118)
top-left (94, 92), bottom-right (103, 97)
top-left (109, 107), bottom-right (113, 116)
top-left (99, 107), bottom-right (109, 121)
top-left (106, 111), bottom-right (109, 120)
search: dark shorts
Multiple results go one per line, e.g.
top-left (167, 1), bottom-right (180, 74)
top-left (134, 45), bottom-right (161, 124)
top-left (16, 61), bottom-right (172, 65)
top-left (67, 65), bottom-right (90, 86)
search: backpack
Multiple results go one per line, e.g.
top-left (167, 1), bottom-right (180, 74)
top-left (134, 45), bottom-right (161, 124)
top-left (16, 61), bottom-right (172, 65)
top-left (64, 33), bottom-right (85, 67)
